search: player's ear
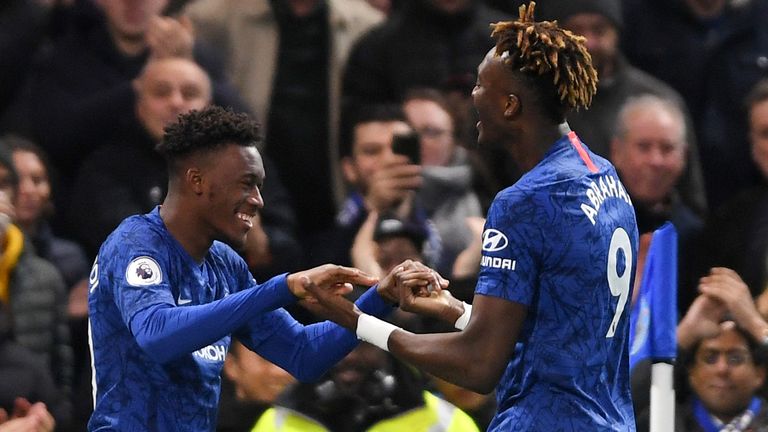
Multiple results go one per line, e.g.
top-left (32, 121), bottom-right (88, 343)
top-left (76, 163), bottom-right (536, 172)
top-left (186, 168), bottom-right (204, 195)
top-left (504, 94), bottom-right (521, 119)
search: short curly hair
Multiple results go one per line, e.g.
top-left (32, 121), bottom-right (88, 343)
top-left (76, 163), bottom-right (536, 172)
top-left (155, 106), bottom-right (261, 163)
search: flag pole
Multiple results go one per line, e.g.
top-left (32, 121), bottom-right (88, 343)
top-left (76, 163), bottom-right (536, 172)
top-left (649, 362), bottom-right (674, 432)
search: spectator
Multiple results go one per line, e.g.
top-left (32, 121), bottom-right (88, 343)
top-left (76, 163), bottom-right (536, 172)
top-left (309, 104), bottom-right (442, 272)
top-left (12, 0), bottom-right (247, 229)
top-left (622, 0), bottom-right (768, 212)
top-left (0, 305), bottom-right (66, 430)
top-left (343, 0), bottom-right (510, 116)
top-left (538, 0), bottom-right (708, 216)
top-left (4, 136), bottom-right (89, 309)
top-left (343, 0), bottom-right (513, 207)
top-left (184, 0), bottom-right (384, 243)
top-left (0, 145), bottom-right (72, 415)
top-left (703, 79), bottom-right (768, 307)
top-left (636, 268), bottom-right (768, 431)
top-left (681, 321), bottom-right (768, 431)
top-left (217, 339), bottom-right (295, 432)
top-left (402, 88), bottom-right (483, 277)
top-left (252, 340), bottom-right (479, 432)
top-left (3, 135), bottom-right (91, 430)
top-left (610, 95), bottom-right (704, 314)
top-left (69, 57), bottom-right (301, 282)
top-left (0, 399), bottom-right (55, 432)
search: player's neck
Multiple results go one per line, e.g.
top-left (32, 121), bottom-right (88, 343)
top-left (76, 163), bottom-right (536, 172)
top-left (510, 123), bottom-right (564, 171)
top-left (159, 201), bottom-right (211, 263)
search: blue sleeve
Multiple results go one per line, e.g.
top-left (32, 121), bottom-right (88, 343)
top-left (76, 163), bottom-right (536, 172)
top-left (130, 274), bottom-right (295, 364)
top-left (236, 285), bottom-right (393, 382)
top-left (476, 189), bottom-right (542, 305)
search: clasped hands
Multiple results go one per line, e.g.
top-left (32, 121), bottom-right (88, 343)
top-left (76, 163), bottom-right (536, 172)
top-left (289, 260), bottom-right (464, 331)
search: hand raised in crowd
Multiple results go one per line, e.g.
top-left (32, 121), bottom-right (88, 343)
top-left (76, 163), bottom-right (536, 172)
top-left (365, 154), bottom-right (422, 215)
top-left (699, 267), bottom-right (768, 341)
top-left (147, 15), bottom-right (194, 59)
top-left (676, 289), bottom-right (727, 350)
top-left (350, 211), bottom-right (383, 277)
top-left (286, 264), bottom-right (377, 301)
top-left (0, 399), bottom-right (55, 432)
top-left (678, 267), bottom-right (767, 349)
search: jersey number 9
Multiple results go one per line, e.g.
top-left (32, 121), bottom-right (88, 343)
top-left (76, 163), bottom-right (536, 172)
top-left (605, 227), bottom-right (632, 338)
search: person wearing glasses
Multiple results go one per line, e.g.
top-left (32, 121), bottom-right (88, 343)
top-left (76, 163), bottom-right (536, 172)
top-left (401, 87), bottom-right (483, 280)
top-left (638, 267), bottom-right (768, 431)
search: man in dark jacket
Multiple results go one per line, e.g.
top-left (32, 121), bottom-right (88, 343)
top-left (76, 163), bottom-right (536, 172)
top-left (68, 57), bottom-right (301, 280)
top-left (621, 0), bottom-right (768, 212)
top-left (9, 0), bottom-right (248, 234)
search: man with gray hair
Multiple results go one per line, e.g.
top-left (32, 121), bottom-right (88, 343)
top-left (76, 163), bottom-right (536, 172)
top-left (610, 94), bottom-right (704, 318)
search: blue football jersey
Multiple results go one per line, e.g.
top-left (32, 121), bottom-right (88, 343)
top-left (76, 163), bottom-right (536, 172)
top-left (88, 207), bottom-right (393, 431)
top-left (476, 133), bottom-right (638, 431)
top-left (87, 207), bottom-right (265, 431)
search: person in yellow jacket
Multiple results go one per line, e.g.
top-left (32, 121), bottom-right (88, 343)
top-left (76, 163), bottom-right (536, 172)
top-left (251, 341), bottom-right (480, 432)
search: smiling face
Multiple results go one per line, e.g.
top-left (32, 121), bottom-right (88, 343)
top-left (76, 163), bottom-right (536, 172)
top-left (136, 58), bottom-right (212, 141)
top-left (197, 144), bottom-right (265, 250)
top-left (611, 99), bottom-right (687, 205)
top-left (12, 149), bottom-right (50, 230)
top-left (688, 324), bottom-right (766, 421)
top-left (472, 49), bottom-right (514, 148)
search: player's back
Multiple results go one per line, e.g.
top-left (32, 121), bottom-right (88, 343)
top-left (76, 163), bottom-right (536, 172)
top-left (477, 134), bottom-right (638, 431)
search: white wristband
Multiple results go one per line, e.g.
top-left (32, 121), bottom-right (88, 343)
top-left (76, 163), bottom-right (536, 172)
top-left (454, 302), bottom-right (472, 330)
top-left (356, 314), bottom-right (399, 352)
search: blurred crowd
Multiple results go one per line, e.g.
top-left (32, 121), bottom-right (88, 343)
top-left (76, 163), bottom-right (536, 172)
top-left (0, 0), bottom-right (766, 430)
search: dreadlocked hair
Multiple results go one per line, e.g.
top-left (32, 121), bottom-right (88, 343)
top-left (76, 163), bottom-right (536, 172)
top-left (156, 106), bottom-right (261, 162)
top-left (490, 2), bottom-right (598, 120)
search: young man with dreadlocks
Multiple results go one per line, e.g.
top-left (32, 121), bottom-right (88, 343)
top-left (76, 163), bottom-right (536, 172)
top-left (302, 2), bottom-right (640, 430)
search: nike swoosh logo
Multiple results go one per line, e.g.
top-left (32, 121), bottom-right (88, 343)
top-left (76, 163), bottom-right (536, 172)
top-left (177, 297), bottom-right (192, 305)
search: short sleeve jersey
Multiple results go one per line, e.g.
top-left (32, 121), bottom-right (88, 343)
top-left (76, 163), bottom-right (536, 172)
top-left (476, 133), bottom-right (638, 431)
top-left (88, 207), bottom-right (260, 431)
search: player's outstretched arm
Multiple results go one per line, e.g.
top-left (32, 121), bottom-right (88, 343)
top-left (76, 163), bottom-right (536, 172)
top-left (130, 265), bottom-right (377, 364)
top-left (304, 272), bottom-right (527, 394)
top-left (235, 276), bottom-right (394, 382)
top-left (235, 261), bottom-right (442, 382)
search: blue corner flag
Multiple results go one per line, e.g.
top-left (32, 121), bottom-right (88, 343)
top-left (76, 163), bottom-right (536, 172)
top-left (629, 222), bottom-right (678, 371)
